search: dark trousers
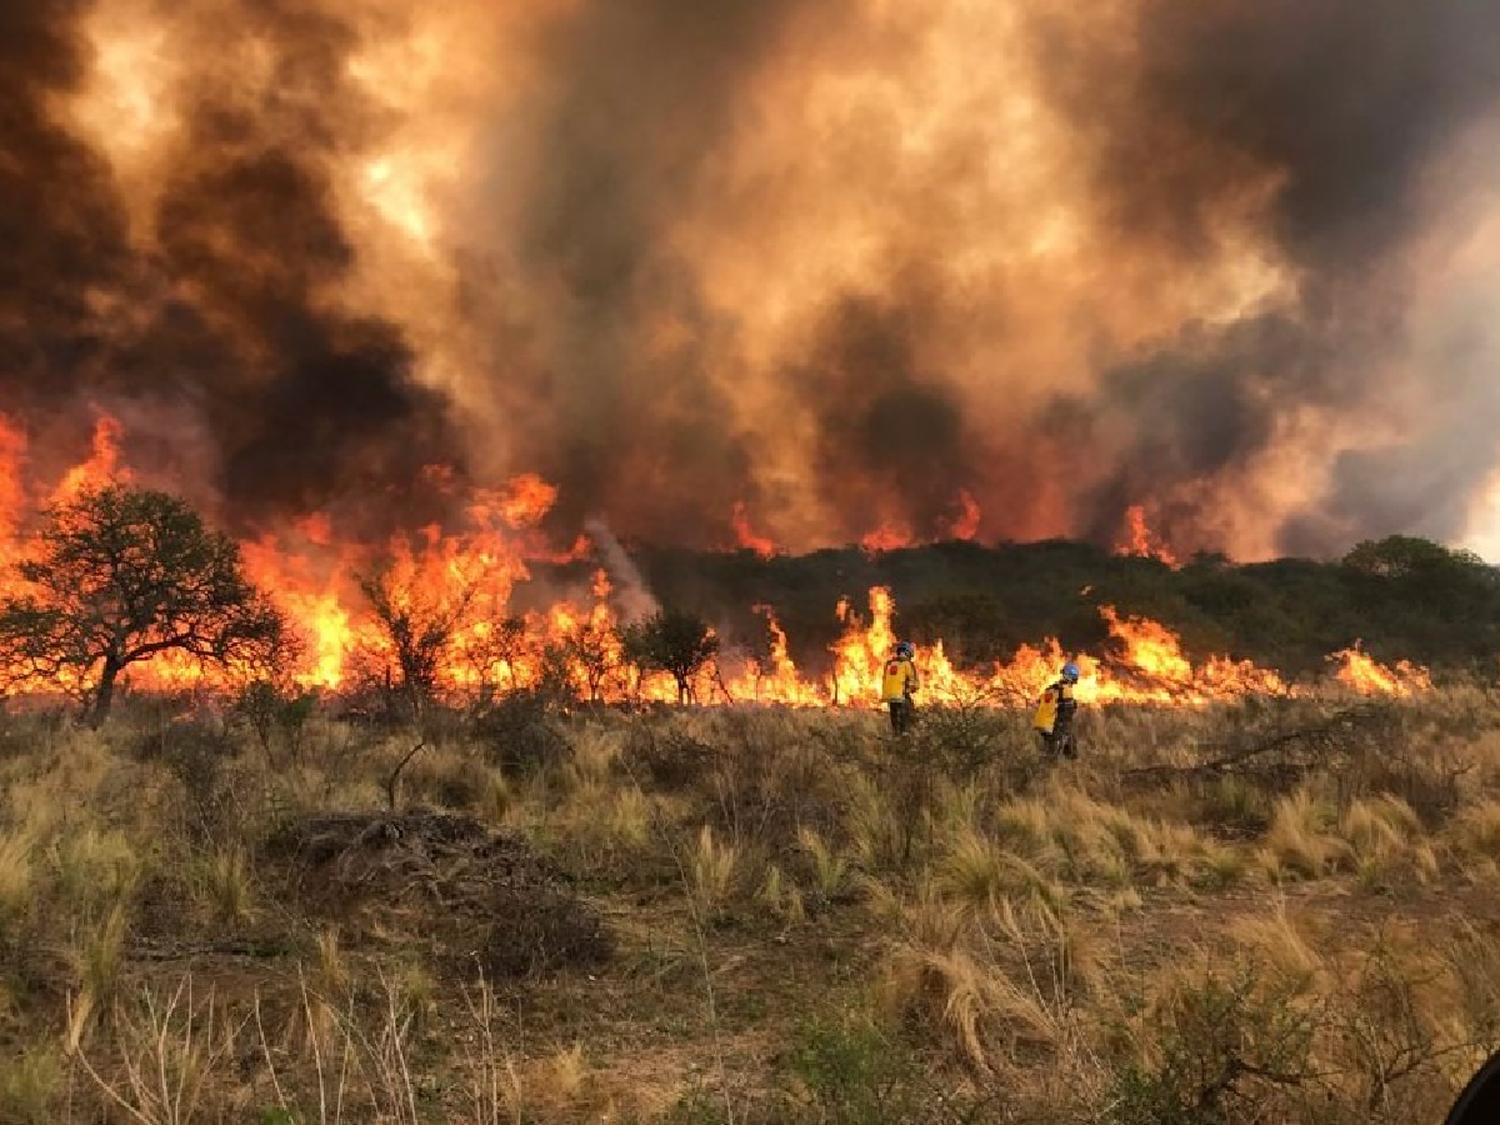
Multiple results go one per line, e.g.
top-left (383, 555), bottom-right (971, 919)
top-left (888, 698), bottom-right (914, 734)
top-left (1039, 726), bottom-right (1077, 759)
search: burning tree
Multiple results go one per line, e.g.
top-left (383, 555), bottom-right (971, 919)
top-left (473, 615), bottom-right (530, 691)
top-left (563, 619), bottom-right (619, 703)
top-left (357, 567), bottom-right (477, 721)
top-left (622, 609), bottom-right (720, 705)
top-left (0, 485), bottom-right (289, 726)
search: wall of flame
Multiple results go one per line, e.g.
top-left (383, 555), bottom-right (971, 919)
top-left (0, 415), bottom-right (1432, 707)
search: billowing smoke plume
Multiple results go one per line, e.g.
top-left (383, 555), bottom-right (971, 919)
top-left (3, 0), bottom-right (459, 532)
top-left (584, 518), bottom-right (659, 625)
top-left (1043, 0), bottom-right (1500, 557)
top-left (8, 0), bottom-right (1500, 559)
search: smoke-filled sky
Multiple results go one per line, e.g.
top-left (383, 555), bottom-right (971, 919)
top-left (6, 0), bottom-right (1500, 560)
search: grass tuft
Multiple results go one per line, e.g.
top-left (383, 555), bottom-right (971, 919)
top-left (688, 825), bottom-right (738, 919)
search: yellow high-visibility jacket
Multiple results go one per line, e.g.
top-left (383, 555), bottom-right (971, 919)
top-left (1032, 681), bottom-right (1075, 734)
top-left (881, 657), bottom-right (919, 703)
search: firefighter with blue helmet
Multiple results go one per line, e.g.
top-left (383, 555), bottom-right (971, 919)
top-left (1033, 661), bottom-right (1080, 759)
top-left (881, 640), bottom-right (920, 734)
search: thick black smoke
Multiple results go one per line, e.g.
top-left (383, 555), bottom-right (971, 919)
top-left (1041, 0), bottom-right (1500, 554)
top-left (476, 0), bottom-right (811, 547)
top-left (801, 291), bottom-right (979, 541)
top-left (1073, 314), bottom-right (1338, 553)
top-left (10, 0), bottom-right (1500, 559)
top-left (486, 0), bottom-right (1500, 557)
top-left (0, 1), bottom-right (132, 405)
top-left (2, 0), bottom-right (459, 534)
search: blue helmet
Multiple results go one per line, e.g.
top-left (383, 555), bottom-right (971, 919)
top-left (1061, 662), bottom-right (1080, 683)
top-left (895, 641), bottom-right (915, 659)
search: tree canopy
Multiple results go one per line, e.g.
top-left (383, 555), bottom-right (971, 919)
top-left (0, 485), bottom-right (290, 724)
top-left (622, 608), bottom-right (720, 704)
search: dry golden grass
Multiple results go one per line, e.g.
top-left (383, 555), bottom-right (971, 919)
top-left (796, 825), bottom-right (851, 900)
top-left (0, 1048), bottom-right (61, 1125)
top-left (1260, 789), bottom-right (1353, 881)
top-left (937, 826), bottom-right (1068, 916)
top-left (878, 891), bottom-right (1102, 1074)
top-left (687, 824), bottom-right (738, 919)
top-left (313, 926), bottom-right (349, 997)
top-left (0, 824), bottom-right (37, 933)
top-left (195, 843), bottom-right (255, 925)
top-left (756, 862), bottom-right (806, 922)
top-left (1451, 797), bottom-right (1500, 872)
top-left (71, 976), bottom-right (238, 1125)
top-left (1227, 899), bottom-right (1327, 985)
top-left (839, 769), bottom-right (908, 870)
top-left (0, 687), bottom-right (1495, 1122)
top-left (1342, 793), bottom-right (1440, 888)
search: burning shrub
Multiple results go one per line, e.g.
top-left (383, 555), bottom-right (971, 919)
top-left (356, 565), bottom-right (477, 722)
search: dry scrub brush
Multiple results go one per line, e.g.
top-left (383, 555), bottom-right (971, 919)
top-left (0, 686), bottom-right (1495, 1121)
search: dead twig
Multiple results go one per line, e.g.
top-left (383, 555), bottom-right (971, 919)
top-left (384, 740), bottom-right (426, 812)
top-left (1122, 703), bottom-right (1386, 785)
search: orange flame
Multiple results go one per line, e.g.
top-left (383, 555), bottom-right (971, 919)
top-left (860, 522), bottom-right (912, 552)
top-left (731, 502), bottom-right (779, 559)
top-left (0, 415), bottom-right (1440, 710)
top-left (52, 414), bottom-right (129, 504)
top-left (0, 417), bottom-right (27, 545)
top-left (949, 489), bottom-right (982, 541)
top-left (1328, 643), bottom-right (1433, 697)
top-left (1117, 504), bottom-right (1179, 567)
top-left (494, 473), bottom-right (557, 530)
top-left (857, 489), bottom-right (979, 551)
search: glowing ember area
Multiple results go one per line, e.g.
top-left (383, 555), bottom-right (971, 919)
top-left (0, 414), bottom-right (1439, 710)
top-left (1117, 505), bottom-right (1180, 568)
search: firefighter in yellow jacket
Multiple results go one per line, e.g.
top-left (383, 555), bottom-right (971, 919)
top-left (1033, 662), bottom-right (1080, 759)
top-left (881, 641), bottom-right (920, 734)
